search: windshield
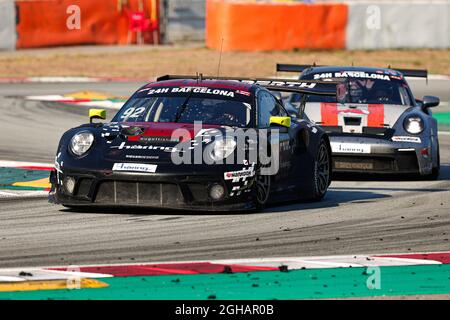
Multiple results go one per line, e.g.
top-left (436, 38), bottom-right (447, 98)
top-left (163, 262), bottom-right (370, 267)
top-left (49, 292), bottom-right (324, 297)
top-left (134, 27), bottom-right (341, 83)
top-left (113, 96), bottom-right (252, 128)
top-left (291, 74), bottom-right (413, 106)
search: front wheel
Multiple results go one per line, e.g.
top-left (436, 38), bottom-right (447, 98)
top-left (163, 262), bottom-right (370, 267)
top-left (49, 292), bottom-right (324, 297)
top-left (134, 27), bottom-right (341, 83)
top-left (424, 145), bottom-right (440, 180)
top-left (254, 173), bottom-right (271, 210)
top-left (311, 139), bottom-right (331, 201)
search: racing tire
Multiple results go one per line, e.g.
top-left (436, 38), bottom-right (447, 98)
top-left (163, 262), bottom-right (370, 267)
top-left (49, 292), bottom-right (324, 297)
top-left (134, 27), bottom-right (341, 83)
top-left (254, 173), bottom-right (271, 210)
top-left (424, 146), bottom-right (440, 180)
top-left (311, 139), bottom-right (331, 201)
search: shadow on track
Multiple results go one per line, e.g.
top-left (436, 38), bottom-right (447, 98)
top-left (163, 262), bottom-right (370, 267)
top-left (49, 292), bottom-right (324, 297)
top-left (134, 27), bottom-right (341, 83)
top-left (58, 165), bottom-right (450, 216)
top-left (332, 164), bottom-right (450, 182)
top-left (59, 165), bottom-right (450, 217)
top-left (60, 188), bottom-right (390, 216)
top-left (265, 188), bottom-right (390, 213)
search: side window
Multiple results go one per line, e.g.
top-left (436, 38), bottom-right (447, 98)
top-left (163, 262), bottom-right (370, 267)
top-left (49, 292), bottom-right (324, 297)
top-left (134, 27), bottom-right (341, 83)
top-left (257, 91), bottom-right (285, 128)
top-left (399, 85), bottom-right (412, 106)
top-left (276, 102), bottom-right (288, 117)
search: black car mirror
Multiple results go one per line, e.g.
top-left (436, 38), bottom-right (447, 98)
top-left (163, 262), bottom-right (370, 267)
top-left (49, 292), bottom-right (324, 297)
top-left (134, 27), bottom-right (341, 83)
top-left (415, 99), bottom-right (424, 108)
top-left (422, 95), bottom-right (440, 109)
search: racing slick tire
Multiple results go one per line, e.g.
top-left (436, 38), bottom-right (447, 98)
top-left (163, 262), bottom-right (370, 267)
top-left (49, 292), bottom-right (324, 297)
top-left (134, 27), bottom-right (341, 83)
top-left (254, 172), bottom-right (271, 210)
top-left (310, 139), bottom-right (331, 201)
top-left (425, 146), bottom-right (440, 180)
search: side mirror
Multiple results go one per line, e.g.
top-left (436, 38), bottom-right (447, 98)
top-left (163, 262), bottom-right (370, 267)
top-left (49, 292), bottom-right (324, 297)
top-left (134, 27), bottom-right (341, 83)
top-left (89, 109), bottom-right (106, 123)
top-left (270, 116), bottom-right (291, 128)
top-left (422, 96), bottom-right (440, 109)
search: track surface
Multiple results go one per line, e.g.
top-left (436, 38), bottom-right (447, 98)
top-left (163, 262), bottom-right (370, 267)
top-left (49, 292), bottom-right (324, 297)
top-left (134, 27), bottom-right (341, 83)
top-left (0, 82), bottom-right (449, 268)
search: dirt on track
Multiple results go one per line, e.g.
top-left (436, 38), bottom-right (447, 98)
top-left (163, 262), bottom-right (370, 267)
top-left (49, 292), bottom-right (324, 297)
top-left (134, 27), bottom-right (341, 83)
top-left (0, 45), bottom-right (449, 78)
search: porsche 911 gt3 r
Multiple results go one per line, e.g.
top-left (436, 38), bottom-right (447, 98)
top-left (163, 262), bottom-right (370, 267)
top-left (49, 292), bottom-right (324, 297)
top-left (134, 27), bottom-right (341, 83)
top-left (49, 75), bottom-right (339, 211)
top-left (278, 64), bottom-right (441, 179)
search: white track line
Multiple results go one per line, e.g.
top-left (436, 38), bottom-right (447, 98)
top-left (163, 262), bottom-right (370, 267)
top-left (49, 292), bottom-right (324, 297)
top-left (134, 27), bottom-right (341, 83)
top-left (0, 191), bottom-right (48, 200)
top-left (12, 251), bottom-right (447, 271)
top-left (0, 160), bottom-right (53, 168)
top-left (0, 252), bottom-right (445, 283)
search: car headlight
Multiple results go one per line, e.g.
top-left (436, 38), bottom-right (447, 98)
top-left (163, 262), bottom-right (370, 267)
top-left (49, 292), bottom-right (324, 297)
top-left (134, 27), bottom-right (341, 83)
top-left (70, 131), bottom-right (94, 156)
top-left (209, 137), bottom-right (237, 162)
top-left (404, 116), bottom-right (424, 134)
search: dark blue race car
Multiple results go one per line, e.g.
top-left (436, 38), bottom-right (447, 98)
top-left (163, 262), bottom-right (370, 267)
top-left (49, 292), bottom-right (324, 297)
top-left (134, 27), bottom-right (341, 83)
top-left (50, 75), bottom-right (340, 211)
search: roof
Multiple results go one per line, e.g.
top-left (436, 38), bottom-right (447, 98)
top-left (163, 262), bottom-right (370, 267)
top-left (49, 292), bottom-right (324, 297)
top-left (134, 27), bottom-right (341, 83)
top-left (145, 79), bottom-right (254, 92)
top-left (302, 66), bottom-right (404, 77)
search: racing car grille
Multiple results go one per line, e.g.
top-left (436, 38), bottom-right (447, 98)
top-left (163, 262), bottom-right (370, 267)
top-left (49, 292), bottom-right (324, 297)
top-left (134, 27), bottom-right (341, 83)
top-left (323, 126), bottom-right (395, 139)
top-left (333, 152), bottom-right (419, 173)
top-left (95, 181), bottom-right (184, 206)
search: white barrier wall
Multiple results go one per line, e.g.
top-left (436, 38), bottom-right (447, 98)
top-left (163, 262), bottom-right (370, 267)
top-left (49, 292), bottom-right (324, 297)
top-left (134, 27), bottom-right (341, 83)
top-left (346, 2), bottom-right (450, 49)
top-left (0, 0), bottom-right (16, 50)
top-left (161, 0), bottom-right (206, 43)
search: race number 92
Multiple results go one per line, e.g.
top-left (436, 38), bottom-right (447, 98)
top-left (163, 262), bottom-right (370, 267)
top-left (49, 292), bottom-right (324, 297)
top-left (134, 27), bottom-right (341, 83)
top-left (121, 107), bottom-right (146, 119)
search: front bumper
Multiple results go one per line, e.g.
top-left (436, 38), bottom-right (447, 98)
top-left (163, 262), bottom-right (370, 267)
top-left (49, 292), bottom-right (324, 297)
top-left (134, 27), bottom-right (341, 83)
top-left (49, 167), bottom-right (256, 211)
top-left (329, 135), bottom-right (433, 175)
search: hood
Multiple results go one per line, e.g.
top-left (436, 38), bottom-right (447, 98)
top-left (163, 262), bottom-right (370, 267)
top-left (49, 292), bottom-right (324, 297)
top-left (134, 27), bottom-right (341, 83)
top-left (99, 122), bottom-right (225, 163)
top-left (304, 103), bottom-right (410, 133)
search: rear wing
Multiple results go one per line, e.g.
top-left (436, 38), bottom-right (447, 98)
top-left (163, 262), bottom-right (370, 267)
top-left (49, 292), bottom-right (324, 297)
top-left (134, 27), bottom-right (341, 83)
top-left (156, 74), bottom-right (341, 97)
top-left (276, 64), bottom-right (319, 73)
top-left (393, 68), bottom-right (428, 78)
top-left (276, 63), bottom-right (428, 79)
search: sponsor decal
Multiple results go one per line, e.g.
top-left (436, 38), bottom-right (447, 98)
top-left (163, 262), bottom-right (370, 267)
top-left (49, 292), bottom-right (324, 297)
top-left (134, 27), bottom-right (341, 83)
top-left (145, 88), bottom-right (170, 94)
top-left (339, 108), bottom-right (370, 115)
top-left (138, 136), bottom-right (180, 144)
top-left (331, 142), bottom-right (371, 154)
top-left (224, 169), bottom-right (255, 180)
top-left (335, 161), bottom-right (374, 170)
top-left (139, 86), bottom-right (237, 97)
top-left (112, 163), bottom-right (157, 173)
top-left (314, 72), bottom-right (390, 81)
top-left (236, 90), bottom-right (251, 97)
top-left (110, 142), bottom-right (178, 152)
top-left (392, 136), bottom-right (422, 143)
top-left (144, 87), bottom-right (236, 98)
top-left (243, 80), bottom-right (317, 89)
top-left (125, 155), bottom-right (159, 160)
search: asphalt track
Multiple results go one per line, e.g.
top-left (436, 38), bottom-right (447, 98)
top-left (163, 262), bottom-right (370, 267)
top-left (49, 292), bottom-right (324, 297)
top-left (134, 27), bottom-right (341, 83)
top-left (0, 81), bottom-right (449, 268)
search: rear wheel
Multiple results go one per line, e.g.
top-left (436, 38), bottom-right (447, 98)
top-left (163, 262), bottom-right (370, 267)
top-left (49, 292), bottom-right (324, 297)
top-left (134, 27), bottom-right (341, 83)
top-left (311, 140), bottom-right (331, 201)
